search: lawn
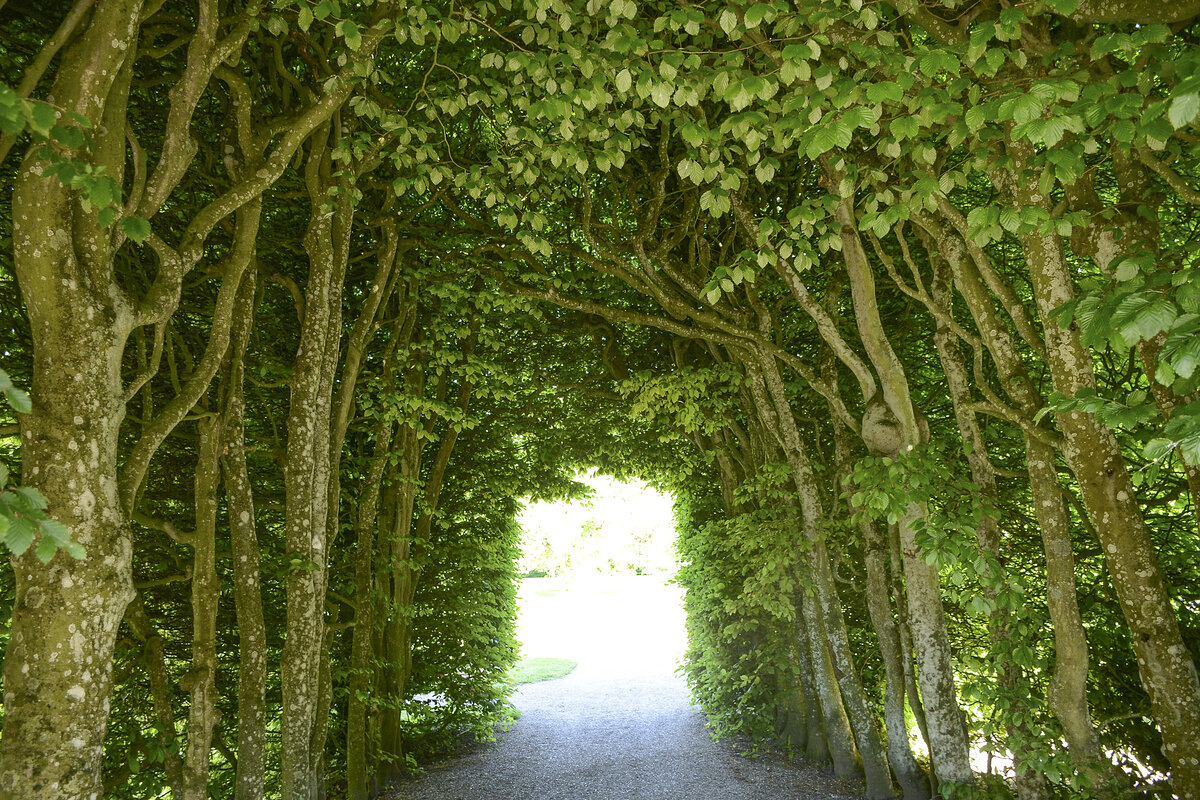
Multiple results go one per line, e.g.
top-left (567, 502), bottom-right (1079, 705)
top-left (509, 656), bottom-right (578, 685)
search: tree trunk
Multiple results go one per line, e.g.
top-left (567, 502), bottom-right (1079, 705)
top-left (222, 272), bottom-right (268, 800)
top-left (125, 597), bottom-right (187, 797)
top-left (0, 5), bottom-right (142, 797)
top-left (1002, 153), bottom-right (1200, 796)
top-left (835, 195), bottom-right (974, 788)
top-left (281, 136), bottom-right (354, 800)
top-left (378, 422), bottom-right (422, 783)
top-left (747, 354), bottom-right (897, 796)
top-left (182, 412), bottom-right (223, 800)
top-left (347, 415), bottom-right (395, 800)
top-left (862, 519), bottom-right (931, 800)
top-left (792, 608), bottom-right (831, 764)
top-left (930, 269), bottom-right (1045, 800)
top-left (917, 213), bottom-right (1113, 788)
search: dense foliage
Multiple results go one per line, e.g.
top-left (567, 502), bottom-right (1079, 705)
top-left (2, 0), bottom-right (1200, 799)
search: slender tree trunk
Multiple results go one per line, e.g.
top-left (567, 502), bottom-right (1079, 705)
top-left (834, 194), bottom-right (974, 788)
top-left (281, 136), bottom-right (354, 800)
top-left (748, 355), bottom-right (897, 797)
top-left (1001, 152), bottom-right (1200, 796)
top-left (863, 519), bottom-right (931, 800)
top-left (798, 589), bottom-right (862, 778)
top-left (182, 412), bottom-right (224, 800)
top-left (742, 367), bottom-right (859, 778)
top-left (125, 597), bottom-right (187, 797)
top-left (222, 272), bottom-right (267, 800)
top-left (791, 598), bottom-right (831, 764)
top-left (929, 271), bottom-right (1046, 800)
top-left (1105, 150), bottom-right (1200, 536)
top-left (832, 413), bottom-right (927, 800)
top-left (378, 422), bottom-right (422, 782)
top-left (346, 312), bottom-right (407, 799)
top-left (347, 415), bottom-right (395, 800)
top-left (1024, 439), bottom-right (1111, 782)
top-left (888, 522), bottom-right (930, 755)
top-left (918, 214), bottom-right (1114, 787)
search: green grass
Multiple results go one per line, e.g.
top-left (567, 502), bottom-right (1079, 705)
top-left (509, 656), bottom-right (577, 685)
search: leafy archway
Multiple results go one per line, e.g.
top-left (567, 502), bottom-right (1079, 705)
top-left (2, 1), bottom-right (1200, 799)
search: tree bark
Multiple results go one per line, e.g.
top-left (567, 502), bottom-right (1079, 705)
top-left (182, 412), bottom-right (223, 800)
top-left (832, 411), bottom-right (928, 800)
top-left (281, 134), bottom-right (355, 800)
top-left (0, 6), bottom-right (142, 796)
top-left (1001, 151), bottom-right (1200, 796)
top-left (834, 195), bottom-right (974, 788)
top-left (929, 268), bottom-right (1046, 800)
top-left (221, 271), bottom-right (268, 800)
top-left (746, 355), bottom-right (898, 797)
top-left (916, 213), bottom-right (1114, 788)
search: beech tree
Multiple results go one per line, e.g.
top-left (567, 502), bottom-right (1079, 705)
top-left (2, 0), bottom-right (1200, 798)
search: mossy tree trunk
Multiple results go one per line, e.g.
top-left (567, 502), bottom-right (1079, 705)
top-left (1001, 153), bottom-right (1200, 796)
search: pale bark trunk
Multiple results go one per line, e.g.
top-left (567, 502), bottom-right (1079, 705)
top-left (221, 272), bottom-right (267, 800)
top-left (918, 214), bottom-right (1113, 787)
top-left (1002, 155), bottom-right (1200, 796)
top-left (281, 137), bottom-right (354, 800)
top-left (792, 607), bottom-right (831, 764)
top-left (930, 270), bottom-right (1046, 800)
top-left (748, 355), bottom-right (896, 796)
top-left (888, 523), bottom-right (930, 753)
top-left (825, 335), bottom-right (927, 799)
top-left (834, 195), bottom-right (974, 787)
top-left (1025, 440), bottom-right (1110, 785)
top-left (0, 7), bottom-right (142, 795)
top-left (742, 363), bottom-right (860, 778)
top-left (862, 520), bottom-right (930, 800)
top-left (1107, 151), bottom-right (1200, 537)
top-left (798, 590), bottom-right (862, 779)
top-left (182, 413), bottom-right (223, 800)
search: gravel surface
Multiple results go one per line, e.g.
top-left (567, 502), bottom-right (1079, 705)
top-left (390, 576), bottom-right (865, 800)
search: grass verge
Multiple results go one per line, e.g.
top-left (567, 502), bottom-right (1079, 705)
top-left (509, 656), bottom-right (577, 685)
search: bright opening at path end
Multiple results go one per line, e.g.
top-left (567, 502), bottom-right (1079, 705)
top-left (516, 473), bottom-right (686, 678)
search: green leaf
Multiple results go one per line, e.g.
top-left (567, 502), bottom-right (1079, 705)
top-left (1113, 296), bottom-right (1177, 346)
top-left (718, 8), bottom-right (738, 35)
top-left (119, 216), bottom-right (152, 243)
top-left (298, 4), bottom-right (314, 31)
top-left (615, 68), bottom-right (632, 94)
top-left (27, 101), bottom-right (57, 136)
top-left (35, 533), bottom-right (57, 563)
top-left (338, 20), bottom-right (362, 51)
top-left (743, 4), bottom-right (772, 28)
top-left (40, 519), bottom-right (71, 544)
top-left (1113, 257), bottom-right (1140, 282)
top-left (12, 486), bottom-right (48, 510)
top-left (4, 385), bottom-right (31, 414)
top-left (866, 82), bottom-right (902, 105)
top-left (1169, 93), bottom-right (1200, 129)
top-left (6, 517), bottom-right (34, 557)
top-left (1144, 438), bottom-right (1174, 460)
top-left (50, 124), bottom-right (86, 149)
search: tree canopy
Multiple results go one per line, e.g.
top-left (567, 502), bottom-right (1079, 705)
top-left (1, 0), bottom-right (1199, 799)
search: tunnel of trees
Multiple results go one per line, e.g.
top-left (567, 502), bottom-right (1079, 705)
top-left (1, 0), bottom-right (1199, 798)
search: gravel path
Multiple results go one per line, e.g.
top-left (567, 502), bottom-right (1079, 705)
top-left (390, 576), bottom-right (865, 800)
